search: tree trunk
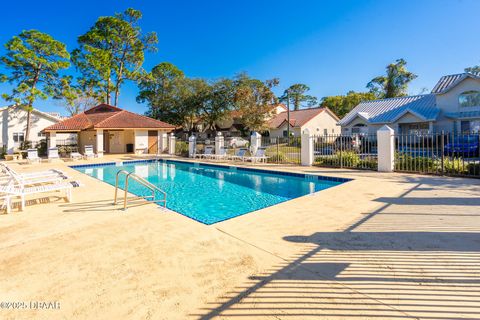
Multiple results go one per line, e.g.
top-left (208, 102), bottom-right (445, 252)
top-left (25, 109), bottom-right (32, 144)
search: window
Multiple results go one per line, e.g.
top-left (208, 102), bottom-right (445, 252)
top-left (351, 124), bottom-right (367, 135)
top-left (283, 130), bottom-right (288, 137)
top-left (38, 132), bottom-right (46, 137)
top-left (323, 128), bottom-right (328, 135)
top-left (13, 132), bottom-right (25, 143)
top-left (404, 123), bottom-right (429, 135)
top-left (459, 91), bottom-right (480, 107)
top-left (461, 120), bottom-right (480, 133)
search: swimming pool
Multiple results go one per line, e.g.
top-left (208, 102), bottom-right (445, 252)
top-left (72, 160), bottom-right (349, 224)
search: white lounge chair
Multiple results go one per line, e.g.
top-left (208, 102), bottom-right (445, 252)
top-left (212, 147), bottom-right (228, 160)
top-left (70, 147), bottom-right (83, 160)
top-left (0, 163), bottom-right (67, 182)
top-left (83, 145), bottom-right (96, 159)
top-left (195, 146), bottom-right (214, 159)
top-left (243, 147), bottom-right (269, 163)
top-left (27, 149), bottom-right (41, 163)
top-left (0, 180), bottom-right (73, 211)
top-left (229, 148), bottom-right (247, 161)
top-left (48, 147), bottom-right (60, 162)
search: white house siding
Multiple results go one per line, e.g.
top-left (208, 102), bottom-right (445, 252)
top-left (270, 111), bottom-right (340, 138)
top-left (0, 106), bottom-right (60, 154)
top-left (435, 77), bottom-right (480, 133)
top-left (304, 111), bottom-right (341, 135)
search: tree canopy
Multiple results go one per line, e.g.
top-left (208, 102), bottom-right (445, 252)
top-left (0, 29), bottom-right (71, 141)
top-left (367, 59), bottom-right (417, 98)
top-left (233, 73), bottom-right (279, 132)
top-left (279, 83), bottom-right (317, 111)
top-left (321, 91), bottom-right (377, 118)
top-left (72, 8), bottom-right (157, 106)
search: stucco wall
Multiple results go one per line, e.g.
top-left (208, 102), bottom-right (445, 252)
top-left (134, 130), bottom-right (148, 154)
top-left (0, 106), bottom-right (59, 153)
top-left (303, 111), bottom-right (340, 135)
top-left (78, 130), bottom-right (96, 154)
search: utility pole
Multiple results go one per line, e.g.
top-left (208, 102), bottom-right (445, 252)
top-left (286, 90), bottom-right (290, 138)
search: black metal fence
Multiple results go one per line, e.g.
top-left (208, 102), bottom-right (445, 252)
top-left (259, 136), bottom-right (301, 164)
top-left (313, 134), bottom-right (378, 170)
top-left (395, 132), bottom-right (480, 178)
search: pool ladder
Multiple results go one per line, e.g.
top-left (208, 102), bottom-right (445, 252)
top-left (113, 170), bottom-right (167, 210)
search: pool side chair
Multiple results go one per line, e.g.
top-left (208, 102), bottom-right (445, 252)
top-left (212, 147), bottom-right (228, 160)
top-left (48, 147), bottom-right (61, 162)
top-left (0, 163), bottom-right (68, 181)
top-left (2, 181), bottom-right (74, 212)
top-left (83, 145), bottom-right (96, 160)
top-left (70, 148), bottom-right (83, 160)
top-left (229, 148), bottom-right (247, 161)
top-left (27, 149), bottom-right (41, 164)
top-left (196, 146), bottom-right (214, 159)
top-left (243, 147), bottom-right (269, 163)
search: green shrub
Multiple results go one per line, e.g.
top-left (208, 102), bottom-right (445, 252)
top-left (443, 157), bottom-right (468, 175)
top-left (357, 157), bottom-right (378, 169)
top-left (467, 163), bottom-right (480, 176)
top-left (175, 141), bottom-right (189, 157)
top-left (395, 153), bottom-right (437, 172)
top-left (268, 152), bottom-right (287, 163)
top-left (315, 151), bottom-right (360, 168)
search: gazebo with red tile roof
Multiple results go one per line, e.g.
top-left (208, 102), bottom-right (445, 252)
top-left (43, 104), bottom-right (175, 155)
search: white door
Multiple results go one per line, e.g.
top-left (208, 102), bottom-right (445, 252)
top-left (109, 131), bottom-right (124, 153)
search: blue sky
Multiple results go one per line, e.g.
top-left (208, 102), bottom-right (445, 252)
top-left (1, 0), bottom-right (479, 115)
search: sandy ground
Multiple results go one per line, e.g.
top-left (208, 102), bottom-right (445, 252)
top-left (0, 154), bottom-right (479, 320)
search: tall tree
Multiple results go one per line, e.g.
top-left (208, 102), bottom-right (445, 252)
top-left (367, 59), bottom-right (417, 98)
top-left (72, 8), bottom-right (157, 105)
top-left (137, 62), bottom-right (186, 123)
top-left (279, 83), bottom-right (317, 111)
top-left (321, 91), bottom-right (377, 118)
top-left (233, 73), bottom-right (279, 132)
top-left (0, 30), bottom-right (71, 142)
top-left (201, 78), bottom-right (235, 132)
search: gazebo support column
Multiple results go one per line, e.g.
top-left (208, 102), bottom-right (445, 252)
top-left (96, 129), bottom-right (104, 157)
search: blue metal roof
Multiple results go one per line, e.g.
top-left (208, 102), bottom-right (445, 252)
top-left (431, 72), bottom-right (480, 94)
top-left (338, 94), bottom-right (439, 126)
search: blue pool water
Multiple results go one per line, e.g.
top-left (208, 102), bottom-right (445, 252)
top-left (72, 160), bottom-right (348, 224)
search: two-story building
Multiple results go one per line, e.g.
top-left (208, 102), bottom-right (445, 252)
top-left (0, 105), bottom-right (65, 154)
top-left (339, 72), bottom-right (480, 134)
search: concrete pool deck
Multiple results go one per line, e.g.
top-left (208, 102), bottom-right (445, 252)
top-left (0, 155), bottom-right (479, 319)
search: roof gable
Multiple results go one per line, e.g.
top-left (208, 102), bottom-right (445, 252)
top-left (431, 72), bottom-right (480, 94)
top-left (268, 107), bottom-right (328, 129)
top-left (339, 94), bottom-right (439, 126)
top-left (43, 104), bottom-right (175, 131)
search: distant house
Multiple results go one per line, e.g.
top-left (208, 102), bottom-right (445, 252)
top-left (191, 104), bottom-right (288, 139)
top-left (43, 104), bottom-right (175, 154)
top-left (267, 107), bottom-right (340, 138)
top-left (339, 72), bottom-right (480, 135)
top-left (0, 105), bottom-right (64, 154)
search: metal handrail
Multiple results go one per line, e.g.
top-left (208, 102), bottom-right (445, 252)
top-left (114, 170), bottom-right (167, 210)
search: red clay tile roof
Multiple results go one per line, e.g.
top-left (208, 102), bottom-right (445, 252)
top-left (43, 104), bottom-right (175, 131)
top-left (268, 107), bottom-right (329, 129)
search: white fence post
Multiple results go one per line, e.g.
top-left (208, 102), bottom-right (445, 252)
top-left (301, 128), bottom-right (313, 166)
top-left (188, 135), bottom-right (196, 158)
top-left (215, 132), bottom-right (224, 155)
top-left (377, 125), bottom-right (395, 172)
top-left (250, 131), bottom-right (261, 154)
top-left (168, 133), bottom-right (176, 155)
top-left (159, 133), bottom-right (168, 153)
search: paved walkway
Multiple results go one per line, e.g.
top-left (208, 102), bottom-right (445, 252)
top-left (0, 156), bottom-right (479, 319)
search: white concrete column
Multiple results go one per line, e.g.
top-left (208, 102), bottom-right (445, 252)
top-left (215, 132), bottom-right (224, 155)
top-left (96, 129), bottom-right (104, 157)
top-left (250, 131), bottom-right (261, 154)
top-left (48, 132), bottom-right (56, 149)
top-left (159, 133), bottom-right (168, 153)
top-left (377, 125), bottom-right (395, 172)
top-left (301, 128), bottom-right (314, 166)
top-left (168, 133), bottom-right (176, 155)
top-left (188, 135), bottom-right (196, 158)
